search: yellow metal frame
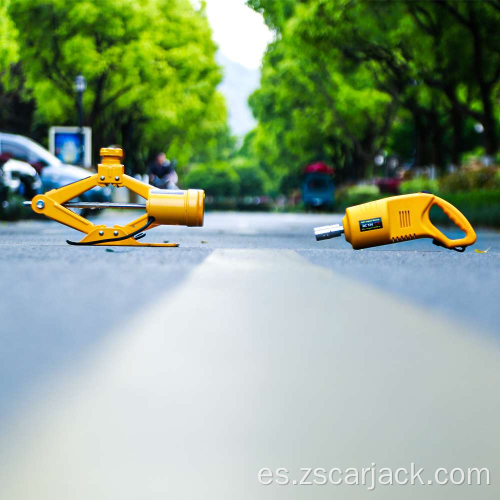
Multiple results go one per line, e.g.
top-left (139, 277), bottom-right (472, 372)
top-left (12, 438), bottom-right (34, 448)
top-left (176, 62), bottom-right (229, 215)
top-left (31, 148), bottom-right (178, 247)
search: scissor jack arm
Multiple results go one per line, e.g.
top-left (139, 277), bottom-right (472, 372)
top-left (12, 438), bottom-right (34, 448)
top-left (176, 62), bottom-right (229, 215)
top-left (31, 174), bottom-right (100, 234)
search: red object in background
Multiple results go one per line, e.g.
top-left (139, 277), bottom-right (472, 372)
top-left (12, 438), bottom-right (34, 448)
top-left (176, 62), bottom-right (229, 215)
top-left (0, 152), bottom-right (12, 165)
top-left (375, 177), bottom-right (401, 194)
top-left (304, 162), bottom-right (335, 175)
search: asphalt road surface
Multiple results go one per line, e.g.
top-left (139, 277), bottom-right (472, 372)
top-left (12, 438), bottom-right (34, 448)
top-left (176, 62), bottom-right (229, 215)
top-left (0, 212), bottom-right (499, 500)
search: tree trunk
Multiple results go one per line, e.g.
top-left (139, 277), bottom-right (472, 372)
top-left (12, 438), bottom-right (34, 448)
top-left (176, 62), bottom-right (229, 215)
top-left (479, 87), bottom-right (498, 155)
top-left (429, 109), bottom-right (444, 172)
top-left (468, 5), bottom-right (498, 155)
top-left (351, 150), bottom-right (368, 181)
top-left (414, 112), bottom-right (427, 167)
top-left (449, 104), bottom-right (463, 166)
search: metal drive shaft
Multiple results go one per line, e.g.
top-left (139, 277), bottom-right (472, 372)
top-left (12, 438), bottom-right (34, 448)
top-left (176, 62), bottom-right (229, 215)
top-left (314, 224), bottom-right (345, 241)
top-left (23, 201), bottom-right (146, 209)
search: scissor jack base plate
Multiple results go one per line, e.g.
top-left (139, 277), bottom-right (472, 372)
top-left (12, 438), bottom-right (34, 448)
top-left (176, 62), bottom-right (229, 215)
top-left (75, 226), bottom-right (179, 247)
top-left (86, 241), bottom-right (180, 247)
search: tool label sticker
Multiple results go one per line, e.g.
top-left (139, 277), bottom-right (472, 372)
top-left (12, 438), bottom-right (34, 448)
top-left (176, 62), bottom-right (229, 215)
top-left (359, 217), bottom-right (383, 232)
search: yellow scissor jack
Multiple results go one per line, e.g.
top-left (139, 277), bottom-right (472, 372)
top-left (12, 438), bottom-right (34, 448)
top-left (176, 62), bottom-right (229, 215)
top-left (28, 148), bottom-right (205, 247)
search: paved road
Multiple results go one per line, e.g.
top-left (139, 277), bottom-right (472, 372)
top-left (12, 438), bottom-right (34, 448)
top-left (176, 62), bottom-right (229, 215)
top-left (0, 212), bottom-right (499, 499)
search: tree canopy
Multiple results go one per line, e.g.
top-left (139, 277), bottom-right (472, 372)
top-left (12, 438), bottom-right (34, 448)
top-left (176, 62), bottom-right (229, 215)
top-left (0, 0), bottom-right (18, 74)
top-left (2, 0), bottom-right (500, 195)
top-left (247, 0), bottom-right (500, 188)
top-left (1, 0), bottom-right (230, 172)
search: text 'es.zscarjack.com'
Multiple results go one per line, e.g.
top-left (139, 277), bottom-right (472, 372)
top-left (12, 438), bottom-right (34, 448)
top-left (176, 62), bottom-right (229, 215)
top-left (258, 464), bottom-right (490, 491)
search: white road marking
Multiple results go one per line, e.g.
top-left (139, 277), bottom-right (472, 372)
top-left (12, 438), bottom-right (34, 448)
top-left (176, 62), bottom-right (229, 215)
top-left (0, 249), bottom-right (498, 499)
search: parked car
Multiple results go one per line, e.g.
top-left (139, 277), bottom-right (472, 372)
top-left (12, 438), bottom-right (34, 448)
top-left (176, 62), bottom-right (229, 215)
top-left (0, 157), bottom-right (41, 200)
top-left (0, 156), bottom-right (42, 218)
top-left (0, 132), bottom-right (111, 209)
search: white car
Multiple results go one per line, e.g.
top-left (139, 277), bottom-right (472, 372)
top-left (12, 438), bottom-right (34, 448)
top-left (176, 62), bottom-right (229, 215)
top-left (0, 132), bottom-right (111, 205)
top-left (1, 158), bottom-right (41, 194)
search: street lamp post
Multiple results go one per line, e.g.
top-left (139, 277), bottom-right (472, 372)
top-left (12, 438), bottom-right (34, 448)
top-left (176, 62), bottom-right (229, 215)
top-left (74, 74), bottom-right (87, 166)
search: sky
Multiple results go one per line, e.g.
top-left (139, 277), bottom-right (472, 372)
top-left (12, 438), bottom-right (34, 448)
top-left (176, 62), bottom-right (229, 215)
top-left (198, 0), bottom-right (273, 69)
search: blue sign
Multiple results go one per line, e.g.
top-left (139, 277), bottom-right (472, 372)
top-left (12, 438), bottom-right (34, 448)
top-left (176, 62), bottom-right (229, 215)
top-left (49, 127), bottom-right (92, 167)
top-left (54, 132), bottom-right (84, 165)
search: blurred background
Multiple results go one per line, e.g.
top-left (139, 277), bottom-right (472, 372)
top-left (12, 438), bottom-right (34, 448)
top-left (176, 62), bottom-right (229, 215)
top-left (1, 3), bottom-right (500, 499)
top-left (0, 0), bottom-right (499, 227)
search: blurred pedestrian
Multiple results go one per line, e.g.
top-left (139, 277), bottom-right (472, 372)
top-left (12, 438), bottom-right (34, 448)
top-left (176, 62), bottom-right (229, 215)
top-left (148, 152), bottom-right (178, 189)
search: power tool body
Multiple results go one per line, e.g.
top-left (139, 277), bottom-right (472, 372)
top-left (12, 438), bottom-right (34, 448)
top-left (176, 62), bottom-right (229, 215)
top-left (315, 193), bottom-right (477, 252)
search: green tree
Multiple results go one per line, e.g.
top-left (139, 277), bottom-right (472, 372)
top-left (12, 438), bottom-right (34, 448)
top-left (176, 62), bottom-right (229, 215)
top-left (6, 0), bottom-right (228, 171)
top-left (405, 0), bottom-right (500, 156)
top-left (0, 0), bottom-right (18, 74)
top-left (232, 156), bottom-right (269, 196)
top-left (248, 0), bottom-right (500, 187)
top-left (247, 0), bottom-right (295, 32)
top-left (184, 161), bottom-right (240, 197)
top-left (0, 1), bottom-right (36, 139)
top-left (248, 2), bottom-right (399, 184)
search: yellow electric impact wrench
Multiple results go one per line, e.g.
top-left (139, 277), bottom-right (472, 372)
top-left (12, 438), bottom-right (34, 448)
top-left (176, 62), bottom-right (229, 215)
top-left (25, 147), bottom-right (205, 247)
top-left (314, 193), bottom-right (477, 252)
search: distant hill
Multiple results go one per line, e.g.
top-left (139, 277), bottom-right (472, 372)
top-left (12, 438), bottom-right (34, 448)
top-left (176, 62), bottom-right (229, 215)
top-left (217, 52), bottom-right (260, 137)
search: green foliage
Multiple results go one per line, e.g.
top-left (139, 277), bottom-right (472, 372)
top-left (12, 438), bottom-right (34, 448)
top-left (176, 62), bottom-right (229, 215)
top-left (246, 0), bottom-right (295, 32)
top-left (3, 0), bottom-right (228, 169)
top-left (276, 170), bottom-right (303, 198)
top-left (184, 162), bottom-right (240, 197)
top-left (232, 157), bottom-right (268, 197)
top-left (335, 184), bottom-right (382, 210)
top-left (248, 0), bottom-right (500, 190)
top-left (439, 167), bottom-right (500, 193)
top-left (0, 0), bottom-right (18, 76)
top-left (400, 177), bottom-right (439, 195)
top-left (183, 153), bottom-right (270, 199)
top-left (249, 34), bottom-right (395, 185)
